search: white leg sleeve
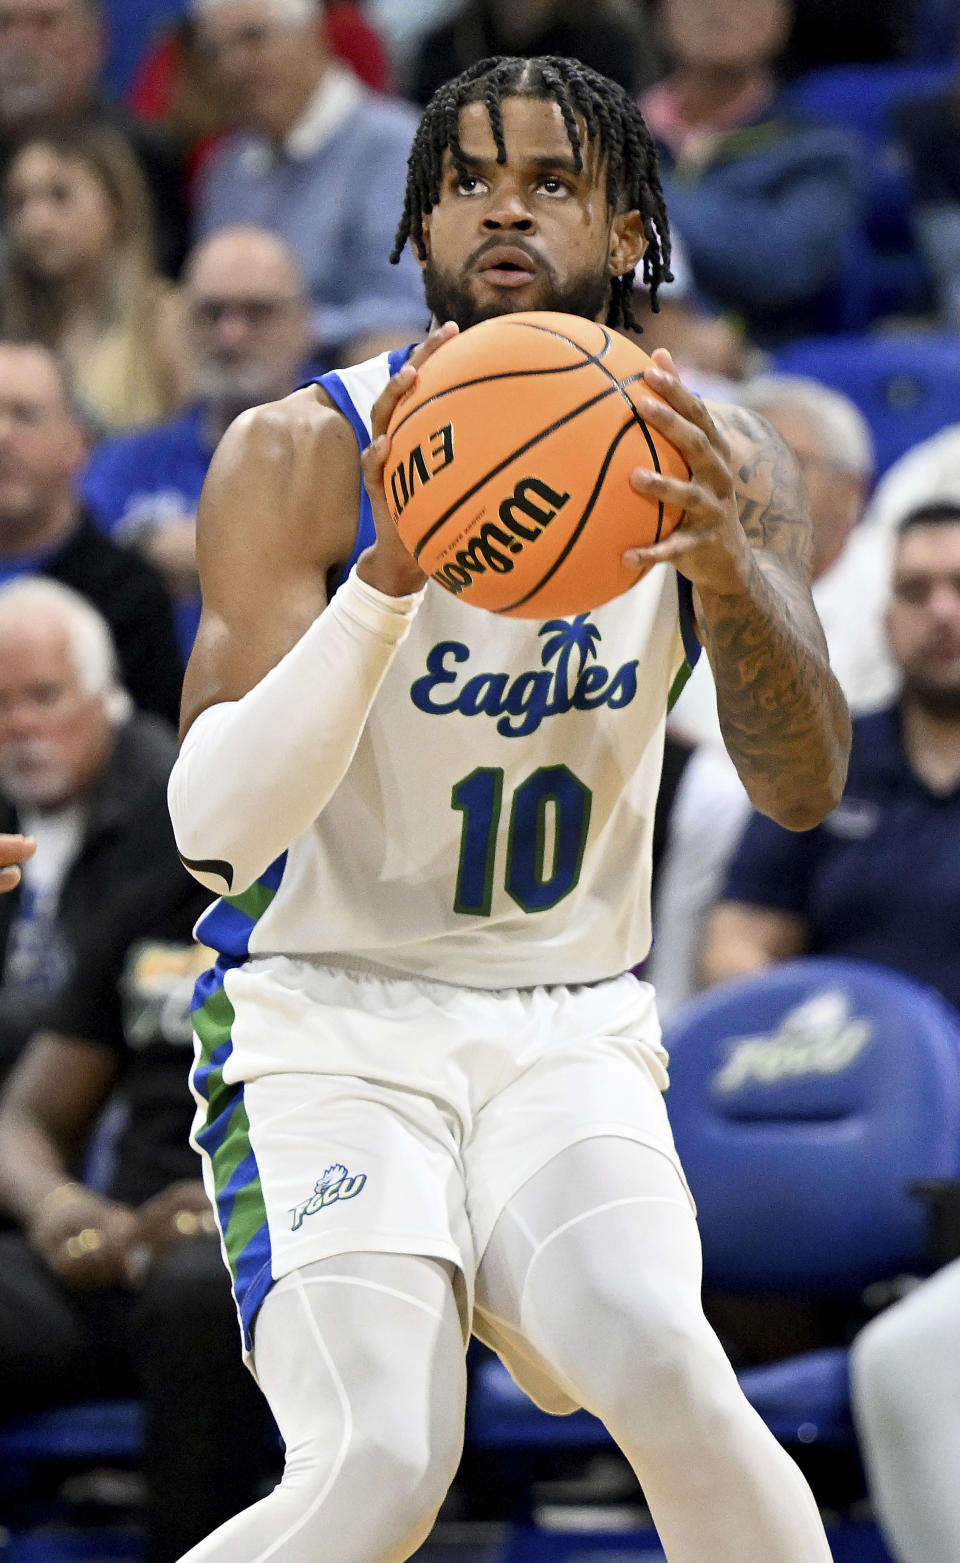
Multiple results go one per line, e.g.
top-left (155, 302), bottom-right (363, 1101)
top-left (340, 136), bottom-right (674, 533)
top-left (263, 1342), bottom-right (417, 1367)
top-left (477, 1139), bottom-right (832, 1563)
top-left (851, 1259), bottom-right (960, 1563)
top-left (168, 570), bottom-right (424, 896)
top-left (175, 1252), bottom-right (466, 1563)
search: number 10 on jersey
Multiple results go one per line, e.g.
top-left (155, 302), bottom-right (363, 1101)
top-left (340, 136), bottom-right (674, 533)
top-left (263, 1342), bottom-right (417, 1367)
top-left (451, 765), bottom-right (592, 915)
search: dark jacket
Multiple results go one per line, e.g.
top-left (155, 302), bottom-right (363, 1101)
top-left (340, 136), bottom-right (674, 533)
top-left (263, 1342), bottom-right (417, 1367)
top-left (0, 714), bottom-right (194, 1080)
top-left (44, 512), bottom-right (184, 728)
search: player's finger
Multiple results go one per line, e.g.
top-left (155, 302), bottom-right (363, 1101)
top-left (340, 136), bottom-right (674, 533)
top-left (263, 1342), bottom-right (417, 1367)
top-left (369, 321), bottom-right (458, 441)
top-left (623, 528), bottom-right (720, 568)
top-left (635, 394), bottom-right (729, 484)
top-left (650, 347), bottom-right (679, 377)
top-left (407, 319), bottom-right (459, 371)
top-left (629, 466), bottom-right (703, 514)
top-left (643, 364), bottom-right (730, 456)
top-left (0, 865), bottom-right (22, 893)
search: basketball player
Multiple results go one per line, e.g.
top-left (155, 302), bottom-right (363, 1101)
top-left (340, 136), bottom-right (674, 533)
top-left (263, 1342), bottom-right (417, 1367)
top-left (168, 56), bottom-right (850, 1563)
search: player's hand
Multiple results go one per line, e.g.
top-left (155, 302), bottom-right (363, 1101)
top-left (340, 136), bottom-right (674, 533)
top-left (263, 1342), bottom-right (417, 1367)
top-left (358, 320), bottom-right (459, 597)
top-left (621, 348), bottom-right (753, 598)
top-left (28, 1185), bottom-right (140, 1291)
top-left (0, 833), bottom-right (35, 893)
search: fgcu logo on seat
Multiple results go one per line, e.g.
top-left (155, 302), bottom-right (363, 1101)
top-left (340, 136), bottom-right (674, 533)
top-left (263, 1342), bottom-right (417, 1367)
top-left (411, 614), bottom-right (639, 738)
top-left (290, 1163), bottom-right (367, 1231)
top-left (712, 990), bottom-right (873, 1094)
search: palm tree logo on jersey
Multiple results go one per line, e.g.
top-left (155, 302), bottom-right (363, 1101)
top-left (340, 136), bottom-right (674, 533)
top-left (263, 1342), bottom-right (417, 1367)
top-left (289, 1162), bottom-right (368, 1231)
top-left (410, 612), bottom-right (640, 737)
top-left (539, 615), bottom-right (601, 703)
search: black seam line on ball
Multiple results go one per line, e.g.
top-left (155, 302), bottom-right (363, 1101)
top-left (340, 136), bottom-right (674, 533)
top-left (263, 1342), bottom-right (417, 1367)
top-left (179, 852), bottom-right (234, 891)
top-left (588, 331), bottom-right (665, 541)
top-left (497, 415), bottom-right (640, 612)
top-left (389, 323), bottom-right (610, 439)
top-left (412, 378), bottom-right (628, 559)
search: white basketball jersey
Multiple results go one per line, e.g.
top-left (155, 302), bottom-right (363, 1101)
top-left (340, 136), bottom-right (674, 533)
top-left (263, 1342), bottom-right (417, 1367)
top-left (197, 350), bottom-right (700, 989)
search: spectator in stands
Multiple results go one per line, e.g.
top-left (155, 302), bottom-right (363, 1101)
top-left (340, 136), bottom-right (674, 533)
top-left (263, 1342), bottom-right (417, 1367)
top-left (649, 373), bottom-right (878, 1017)
top-left (0, 0), bottom-right (188, 275)
top-left (0, 341), bottom-right (183, 722)
top-left (702, 503), bottom-right (960, 1011)
top-left (407, 0), bottom-right (659, 105)
top-left (890, 41), bottom-right (960, 331)
top-left (0, 578), bottom-right (170, 1083)
top-left (81, 225), bottom-right (313, 659)
top-left (1, 123), bottom-right (185, 434)
top-left (0, 588), bottom-right (275, 1560)
top-left (641, 0), bottom-right (862, 345)
top-left (193, 0), bottom-right (427, 365)
top-left (852, 1256), bottom-right (960, 1563)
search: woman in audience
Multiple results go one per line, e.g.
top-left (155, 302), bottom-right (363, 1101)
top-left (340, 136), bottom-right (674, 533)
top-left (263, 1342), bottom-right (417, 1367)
top-left (0, 123), bottom-right (185, 434)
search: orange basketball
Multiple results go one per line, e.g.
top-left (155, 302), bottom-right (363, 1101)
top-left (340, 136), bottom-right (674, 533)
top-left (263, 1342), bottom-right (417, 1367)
top-left (383, 311), bottom-right (689, 619)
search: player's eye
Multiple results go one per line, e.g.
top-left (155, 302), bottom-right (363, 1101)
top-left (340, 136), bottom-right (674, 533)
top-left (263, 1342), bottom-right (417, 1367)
top-left (539, 176), bottom-right (570, 196)
top-left (455, 173), bottom-right (486, 196)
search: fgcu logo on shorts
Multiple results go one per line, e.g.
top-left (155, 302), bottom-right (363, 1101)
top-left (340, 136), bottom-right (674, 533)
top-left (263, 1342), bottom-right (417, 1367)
top-left (411, 615), bottom-right (639, 738)
top-left (290, 1163), bottom-right (368, 1231)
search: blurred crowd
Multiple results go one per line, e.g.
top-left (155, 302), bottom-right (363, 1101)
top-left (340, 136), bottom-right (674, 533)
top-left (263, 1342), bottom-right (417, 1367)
top-left (1, 1), bottom-right (960, 1560)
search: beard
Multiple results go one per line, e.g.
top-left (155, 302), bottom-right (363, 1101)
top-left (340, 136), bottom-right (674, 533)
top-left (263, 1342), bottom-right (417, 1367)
top-left (901, 667), bottom-right (960, 718)
top-left (193, 360), bottom-right (280, 416)
top-left (0, 744), bottom-right (75, 808)
top-left (422, 254), bottom-right (612, 332)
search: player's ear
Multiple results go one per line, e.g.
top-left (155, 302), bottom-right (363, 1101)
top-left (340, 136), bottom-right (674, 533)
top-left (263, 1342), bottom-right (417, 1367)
top-left (417, 213), bottom-right (433, 268)
top-left (608, 209), bottom-right (647, 278)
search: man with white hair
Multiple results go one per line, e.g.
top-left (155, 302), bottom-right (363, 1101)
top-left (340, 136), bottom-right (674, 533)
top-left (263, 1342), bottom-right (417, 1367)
top-left (193, 0), bottom-right (426, 363)
top-left (649, 373), bottom-right (879, 1016)
top-left (82, 225), bottom-right (314, 657)
top-left (0, 574), bottom-right (277, 1561)
top-left (0, 576), bottom-right (177, 1078)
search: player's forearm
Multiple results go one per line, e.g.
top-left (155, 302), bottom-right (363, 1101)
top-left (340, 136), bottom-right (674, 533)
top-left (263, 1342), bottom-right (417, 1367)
top-left (168, 569), bottom-right (425, 896)
top-left (697, 554), bottom-right (851, 831)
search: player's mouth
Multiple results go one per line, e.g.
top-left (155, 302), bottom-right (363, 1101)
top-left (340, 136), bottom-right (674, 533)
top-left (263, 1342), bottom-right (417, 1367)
top-left (475, 245), bottom-right (539, 288)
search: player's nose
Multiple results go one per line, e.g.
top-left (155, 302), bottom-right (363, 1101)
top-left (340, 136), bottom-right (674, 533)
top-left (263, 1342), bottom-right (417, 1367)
top-left (481, 185), bottom-right (536, 231)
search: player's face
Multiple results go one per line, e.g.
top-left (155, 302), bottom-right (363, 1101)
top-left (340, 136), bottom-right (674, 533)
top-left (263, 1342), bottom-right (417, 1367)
top-left (887, 522), bottom-right (960, 714)
top-left (420, 95), bottom-right (646, 332)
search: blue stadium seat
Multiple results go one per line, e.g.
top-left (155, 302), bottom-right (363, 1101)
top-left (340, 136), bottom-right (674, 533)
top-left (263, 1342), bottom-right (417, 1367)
top-left (664, 958), bottom-right (960, 1447)
top-left (786, 63), bottom-right (954, 323)
top-left (772, 331), bottom-right (960, 475)
top-left (0, 1109), bottom-right (144, 1558)
top-left (468, 959), bottom-right (960, 1486)
top-left (788, 62), bottom-right (955, 146)
top-left (0, 1401), bottom-right (144, 1562)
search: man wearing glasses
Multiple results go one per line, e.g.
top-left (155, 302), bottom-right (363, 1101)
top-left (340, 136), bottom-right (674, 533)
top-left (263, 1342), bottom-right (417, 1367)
top-left (81, 224), bottom-right (313, 658)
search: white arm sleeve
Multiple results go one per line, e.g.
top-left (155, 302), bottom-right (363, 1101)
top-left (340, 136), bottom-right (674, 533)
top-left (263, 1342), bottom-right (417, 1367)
top-left (168, 568), bottom-right (425, 896)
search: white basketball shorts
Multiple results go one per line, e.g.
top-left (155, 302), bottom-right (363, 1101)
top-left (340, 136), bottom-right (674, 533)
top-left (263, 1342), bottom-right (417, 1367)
top-left (189, 955), bottom-right (690, 1350)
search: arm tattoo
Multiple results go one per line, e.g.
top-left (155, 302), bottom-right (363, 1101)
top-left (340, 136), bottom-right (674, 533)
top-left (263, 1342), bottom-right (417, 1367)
top-left (697, 409), bottom-right (851, 824)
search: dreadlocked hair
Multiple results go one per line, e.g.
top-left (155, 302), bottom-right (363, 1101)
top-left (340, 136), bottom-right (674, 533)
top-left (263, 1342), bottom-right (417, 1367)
top-left (390, 55), bottom-right (672, 331)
